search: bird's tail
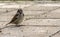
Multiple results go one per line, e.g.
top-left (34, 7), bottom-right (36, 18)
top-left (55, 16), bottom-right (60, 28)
top-left (0, 23), bottom-right (11, 30)
top-left (5, 23), bottom-right (10, 26)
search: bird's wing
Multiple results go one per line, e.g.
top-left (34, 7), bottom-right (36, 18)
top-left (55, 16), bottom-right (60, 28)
top-left (9, 12), bottom-right (19, 23)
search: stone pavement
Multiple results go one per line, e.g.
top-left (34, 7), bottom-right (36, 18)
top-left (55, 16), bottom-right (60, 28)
top-left (0, 1), bottom-right (60, 37)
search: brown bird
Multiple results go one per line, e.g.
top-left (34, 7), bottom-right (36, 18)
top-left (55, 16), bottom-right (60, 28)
top-left (6, 8), bottom-right (24, 27)
top-left (0, 9), bottom-right (24, 32)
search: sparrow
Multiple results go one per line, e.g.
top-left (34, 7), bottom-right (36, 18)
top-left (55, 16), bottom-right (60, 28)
top-left (6, 8), bottom-right (24, 27)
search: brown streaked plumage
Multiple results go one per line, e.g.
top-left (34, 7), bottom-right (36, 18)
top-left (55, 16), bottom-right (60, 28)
top-left (6, 9), bottom-right (24, 27)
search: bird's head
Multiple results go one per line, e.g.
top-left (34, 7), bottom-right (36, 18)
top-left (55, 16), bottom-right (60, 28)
top-left (17, 9), bottom-right (23, 14)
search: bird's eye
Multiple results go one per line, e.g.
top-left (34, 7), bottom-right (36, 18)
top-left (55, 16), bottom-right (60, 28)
top-left (19, 11), bottom-right (22, 14)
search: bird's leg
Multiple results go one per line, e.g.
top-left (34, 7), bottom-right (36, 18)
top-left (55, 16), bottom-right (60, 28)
top-left (0, 29), bottom-right (2, 33)
top-left (0, 30), bottom-right (2, 33)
